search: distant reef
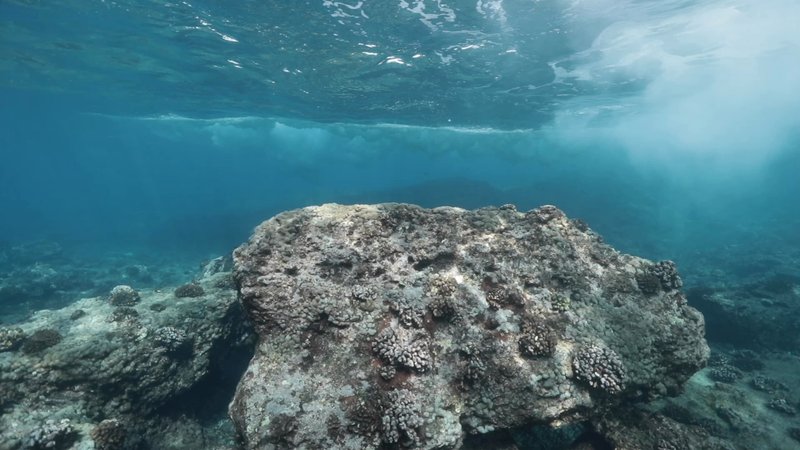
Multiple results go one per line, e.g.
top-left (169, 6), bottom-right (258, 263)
top-left (230, 203), bottom-right (713, 449)
top-left (0, 240), bottom-right (197, 323)
top-left (687, 273), bottom-right (800, 350)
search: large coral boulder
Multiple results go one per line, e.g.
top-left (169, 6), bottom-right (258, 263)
top-left (231, 203), bottom-right (709, 449)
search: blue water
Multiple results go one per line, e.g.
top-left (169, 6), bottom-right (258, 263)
top-left (2, 0), bottom-right (798, 264)
top-left (2, 0), bottom-right (800, 447)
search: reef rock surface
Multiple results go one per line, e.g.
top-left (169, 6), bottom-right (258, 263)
top-left (0, 269), bottom-right (251, 450)
top-left (231, 203), bottom-right (709, 449)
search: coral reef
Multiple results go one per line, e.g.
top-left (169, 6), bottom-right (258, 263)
top-left (636, 260), bottom-right (683, 295)
top-left (707, 365), bottom-right (741, 383)
top-left (767, 398), bottom-right (796, 416)
top-left (550, 294), bottom-right (570, 313)
top-left (636, 271), bottom-right (662, 295)
top-left (230, 203), bottom-right (708, 449)
top-left (751, 375), bottom-right (787, 394)
top-left (652, 340), bottom-right (800, 450)
top-left (174, 282), bottom-right (205, 298)
top-left (687, 271), bottom-right (800, 350)
top-left (110, 306), bottom-right (139, 323)
top-left (0, 240), bottom-right (203, 323)
top-left (651, 260), bottom-right (683, 291)
top-left (595, 408), bottom-right (732, 450)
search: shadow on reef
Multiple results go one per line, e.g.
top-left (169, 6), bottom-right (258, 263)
top-left (157, 329), bottom-right (254, 424)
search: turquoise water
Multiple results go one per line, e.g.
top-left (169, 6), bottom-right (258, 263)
top-left (2, 0), bottom-right (800, 448)
top-left (2, 0), bottom-right (799, 262)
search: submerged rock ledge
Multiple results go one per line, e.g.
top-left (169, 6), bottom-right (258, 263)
top-left (0, 269), bottom-right (252, 450)
top-left (231, 203), bottom-right (710, 449)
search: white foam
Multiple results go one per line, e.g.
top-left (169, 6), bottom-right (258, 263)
top-left (549, 0), bottom-right (800, 171)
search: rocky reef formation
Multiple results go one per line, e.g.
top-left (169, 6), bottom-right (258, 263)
top-left (0, 262), bottom-right (252, 449)
top-left (230, 203), bottom-right (709, 449)
top-left (0, 240), bottom-right (203, 323)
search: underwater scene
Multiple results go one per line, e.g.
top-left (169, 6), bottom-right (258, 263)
top-left (1, 0), bottom-right (799, 449)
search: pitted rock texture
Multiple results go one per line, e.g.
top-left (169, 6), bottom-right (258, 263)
top-left (231, 203), bottom-right (709, 449)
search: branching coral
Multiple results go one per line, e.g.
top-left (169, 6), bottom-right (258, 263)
top-left (153, 326), bottom-right (192, 354)
top-left (572, 344), bottom-right (626, 394)
top-left (637, 261), bottom-right (683, 295)
top-left (518, 321), bottom-right (556, 358)
top-left (351, 285), bottom-right (377, 302)
top-left (651, 261), bottom-right (683, 291)
top-left (381, 390), bottom-right (423, 445)
top-left (373, 327), bottom-right (433, 373)
top-left (707, 365), bottom-right (741, 383)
